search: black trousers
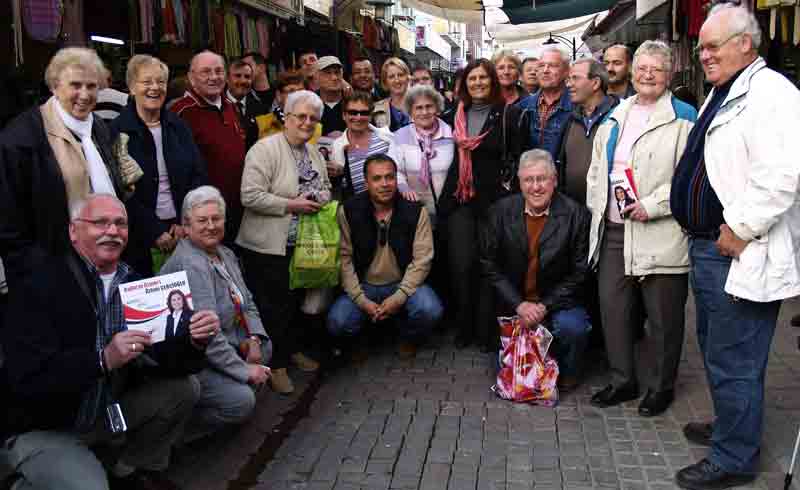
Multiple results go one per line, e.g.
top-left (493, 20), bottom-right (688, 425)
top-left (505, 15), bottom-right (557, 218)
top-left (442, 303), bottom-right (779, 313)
top-left (240, 248), bottom-right (301, 369)
top-left (446, 205), bottom-right (494, 348)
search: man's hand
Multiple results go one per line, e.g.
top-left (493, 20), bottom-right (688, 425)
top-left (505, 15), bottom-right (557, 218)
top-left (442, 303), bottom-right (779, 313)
top-left (326, 160), bottom-right (344, 178)
top-left (375, 294), bottom-right (405, 322)
top-left (515, 301), bottom-right (547, 328)
top-left (360, 300), bottom-right (381, 322)
top-left (171, 223), bottom-right (186, 240)
top-left (188, 310), bottom-right (220, 348)
top-left (104, 330), bottom-right (153, 370)
top-left (342, 81), bottom-right (354, 97)
top-left (247, 363), bottom-right (270, 386)
top-left (287, 196), bottom-right (322, 215)
top-left (717, 224), bottom-right (749, 259)
top-left (621, 201), bottom-right (649, 222)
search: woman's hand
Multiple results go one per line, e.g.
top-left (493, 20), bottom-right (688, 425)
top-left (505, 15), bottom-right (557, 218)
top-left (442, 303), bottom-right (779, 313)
top-left (401, 190), bottom-right (419, 202)
top-left (155, 231), bottom-right (177, 252)
top-left (287, 196), bottom-right (322, 215)
top-left (622, 202), bottom-right (649, 222)
top-left (326, 160), bottom-right (344, 178)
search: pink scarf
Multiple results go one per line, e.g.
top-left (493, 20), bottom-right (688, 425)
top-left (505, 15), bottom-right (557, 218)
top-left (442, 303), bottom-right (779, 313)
top-left (414, 118), bottom-right (440, 187)
top-left (453, 101), bottom-right (489, 203)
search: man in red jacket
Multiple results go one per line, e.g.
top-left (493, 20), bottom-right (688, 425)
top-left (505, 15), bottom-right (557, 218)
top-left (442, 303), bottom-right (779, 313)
top-left (171, 51), bottom-right (247, 248)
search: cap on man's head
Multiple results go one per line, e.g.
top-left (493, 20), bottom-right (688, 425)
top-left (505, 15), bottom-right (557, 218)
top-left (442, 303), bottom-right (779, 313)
top-left (316, 56), bottom-right (343, 72)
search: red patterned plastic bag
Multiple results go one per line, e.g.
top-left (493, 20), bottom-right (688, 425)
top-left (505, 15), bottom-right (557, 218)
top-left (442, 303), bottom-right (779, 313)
top-left (492, 316), bottom-right (559, 406)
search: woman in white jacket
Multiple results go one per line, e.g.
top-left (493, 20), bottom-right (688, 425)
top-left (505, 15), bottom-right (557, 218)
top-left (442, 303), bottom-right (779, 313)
top-left (586, 41), bottom-right (697, 416)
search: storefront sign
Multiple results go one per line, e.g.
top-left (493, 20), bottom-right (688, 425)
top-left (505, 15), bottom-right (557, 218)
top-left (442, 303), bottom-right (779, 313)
top-left (416, 26), bottom-right (451, 60)
top-left (240, 0), bottom-right (305, 23)
top-left (397, 23), bottom-right (416, 54)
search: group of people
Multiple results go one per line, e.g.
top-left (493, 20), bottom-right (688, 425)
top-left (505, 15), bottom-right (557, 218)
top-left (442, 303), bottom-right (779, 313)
top-left (1, 4), bottom-right (799, 490)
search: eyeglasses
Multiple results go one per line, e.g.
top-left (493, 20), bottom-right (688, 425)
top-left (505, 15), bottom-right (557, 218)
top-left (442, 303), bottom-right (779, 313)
top-left (137, 79), bottom-right (167, 88)
top-left (193, 216), bottom-right (224, 227)
top-left (378, 220), bottom-right (389, 246)
top-left (346, 109), bottom-right (372, 117)
top-left (75, 218), bottom-right (129, 230)
top-left (194, 68), bottom-right (225, 79)
top-left (288, 113), bottom-right (320, 124)
top-left (693, 31), bottom-right (744, 58)
top-left (635, 65), bottom-right (668, 76)
top-left (520, 175), bottom-right (553, 186)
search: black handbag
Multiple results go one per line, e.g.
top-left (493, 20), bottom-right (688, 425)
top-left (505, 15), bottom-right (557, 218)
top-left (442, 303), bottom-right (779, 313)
top-left (499, 104), bottom-right (519, 193)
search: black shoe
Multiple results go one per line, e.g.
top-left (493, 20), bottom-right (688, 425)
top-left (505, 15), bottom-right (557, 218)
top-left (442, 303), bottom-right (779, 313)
top-left (683, 422), bottom-right (713, 447)
top-left (590, 383), bottom-right (639, 407)
top-left (638, 389), bottom-right (674, 417)
top-left (675, 459), bottom-right (755, 489)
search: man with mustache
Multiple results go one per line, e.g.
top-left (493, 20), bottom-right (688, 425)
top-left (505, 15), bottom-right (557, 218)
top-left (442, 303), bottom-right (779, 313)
top-left (603, 44), bottom-right (636, 99)
top-left (327, 154), bottom-right (442, 359)
top-left (1, 193), bottom-right (221, 490)
top-left (171, 51), bottom-right (247, 249)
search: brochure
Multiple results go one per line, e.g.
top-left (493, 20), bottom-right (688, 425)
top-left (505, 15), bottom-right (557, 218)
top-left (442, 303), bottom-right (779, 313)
top-left (119, 271), bottom-right (193, 343)
top-left (609, 169), bottom-right (639, 221)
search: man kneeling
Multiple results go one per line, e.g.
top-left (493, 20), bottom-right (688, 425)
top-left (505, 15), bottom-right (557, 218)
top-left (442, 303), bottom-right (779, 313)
top-left (1, 194), bottom-right (219, 490)
top-left (327, 154), bottom-right (443, 358)
top-left (482, 149), bottom-right (591, 391)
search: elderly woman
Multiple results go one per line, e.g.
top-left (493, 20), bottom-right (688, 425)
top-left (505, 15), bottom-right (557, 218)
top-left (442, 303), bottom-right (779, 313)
top-left (237, 90), bottom-right (332, 394)
top-left (255, 70), bottom-right (322, 142)
top-left (372, 57), bottom-right (412, 132)
top-left (0, 47), bottom-right (140, 288)
top-left (586, 40), bottom-right (697, 416)
top-left (492, 49), bottom-right (529, 105)
top-left (160, 185), bottom-right (271, 441)
top-left (331, 91), bottom-right (393, 198)
top-left (111, 54), bottom-right (208, 277)
top-left (439, 58), bottom-right (529, 350)
top-left (388, 84), bottom-right (454, 227)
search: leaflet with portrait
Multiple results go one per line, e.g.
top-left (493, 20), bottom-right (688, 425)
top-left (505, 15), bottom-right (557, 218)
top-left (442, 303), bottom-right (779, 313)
top-left (119, 271), bottom-right (193, 343)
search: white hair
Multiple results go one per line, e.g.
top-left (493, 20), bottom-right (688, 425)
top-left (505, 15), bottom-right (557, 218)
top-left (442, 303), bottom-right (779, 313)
top-left (45, 48), bottom-right (107, 91)
top-left (539, 46), bottom-right (570, 66)
top-left (69, 193), bottom-right (126, 221)
top-left (518, 149), bottom-right (557, 175)
top-left (284, 90), bottom-right (324, 120)
top-left (708, 4), bottom-right (762, 49)
top-left (126, 54), bottom-right (170, 90)
top-left (403, 84), bottom-right (445, 114)
top-left (633, 40), bottom-right (674, 73)
top-left (182, 185), bottom-right (227, 223)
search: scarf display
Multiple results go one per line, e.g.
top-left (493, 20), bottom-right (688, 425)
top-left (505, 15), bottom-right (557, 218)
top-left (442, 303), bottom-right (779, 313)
top-left (414, 118), bottom-right (440, 187)
top-left (54, 99), bottom-right (116, 196)
top-left (452, 102), bottom-right (489, 203)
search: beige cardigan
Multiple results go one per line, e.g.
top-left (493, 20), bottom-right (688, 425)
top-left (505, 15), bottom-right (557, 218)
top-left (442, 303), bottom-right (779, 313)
top-left (236, 132), bottom-right (332, 256)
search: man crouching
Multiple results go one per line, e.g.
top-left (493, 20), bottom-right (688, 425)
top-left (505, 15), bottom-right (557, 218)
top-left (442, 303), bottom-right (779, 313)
top-left (1, 193), bottom-right (220, 490)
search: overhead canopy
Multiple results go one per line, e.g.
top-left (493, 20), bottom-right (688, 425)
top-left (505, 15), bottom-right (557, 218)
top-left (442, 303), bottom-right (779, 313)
top-left (500, 0), bottom-right (617, 24)
top-left (488, 11), bottom-right (601, 42)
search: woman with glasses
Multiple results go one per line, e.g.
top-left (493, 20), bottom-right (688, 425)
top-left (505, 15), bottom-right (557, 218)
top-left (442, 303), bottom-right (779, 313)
top-left (111, 55), bottom-right (208, 277)
top-left (586, 40), bottom-right (697, 416)
top-left (237, 90), bottom-right (332, 394)
top-left (331, 91), bottom-right (393, 198)
top-left (255, 70), bottom-right (322, 142)
top-left (372, 58), bottom-right (412, 132)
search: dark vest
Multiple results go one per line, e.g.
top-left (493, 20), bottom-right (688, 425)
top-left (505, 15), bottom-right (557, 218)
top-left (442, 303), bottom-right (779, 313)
top-left (343, 192), bottom-right (422, 281)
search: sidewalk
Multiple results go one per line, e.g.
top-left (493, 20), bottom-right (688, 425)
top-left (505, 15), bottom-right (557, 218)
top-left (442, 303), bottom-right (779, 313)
top-left (169, 295), bottom-right (800, 490)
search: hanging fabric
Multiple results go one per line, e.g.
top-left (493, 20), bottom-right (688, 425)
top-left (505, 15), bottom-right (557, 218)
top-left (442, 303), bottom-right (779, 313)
top-left (23, 0), bottom-right (63, 43)
top-left (12, 0), bottom-right (25, 65)
top-left (161, 0), bottom-right (178, 43)
top-left (61, 0), bottom-right (86, 46)
top-left (224, 11), bottom-right (242, 58)
top-left (256, 17), bottom-right (270, 58)
top-left (139, 0), bottom-right (154, 43)
top-left (172, 0), bottom-right (186, 43)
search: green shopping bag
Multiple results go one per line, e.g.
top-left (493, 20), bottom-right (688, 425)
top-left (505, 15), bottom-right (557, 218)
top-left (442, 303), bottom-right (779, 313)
top-left (289, 201), bottom-right (341, 289)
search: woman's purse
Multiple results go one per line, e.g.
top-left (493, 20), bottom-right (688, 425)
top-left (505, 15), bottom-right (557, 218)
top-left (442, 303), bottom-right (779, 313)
top-left (499, 105), bottom-right (519, 194)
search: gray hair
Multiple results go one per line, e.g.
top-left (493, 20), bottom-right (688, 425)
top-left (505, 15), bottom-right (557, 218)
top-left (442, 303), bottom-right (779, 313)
top-left (284, 90), bottom-right (324, 120)
top-left (539, 46), bottom-right (570, 67)
top-left (126, 54), bottom-right (170, 90)
top-left (182, 185), bottom-right (227, 223)
top-left (633, 40), bottom-right (673, 74)
top-left (403, 84), bottom-right (445, 114)
top-left (190, 50), bottom-right (226, 72)
top-left (518, 149), bottom-right (557, 175)
top-left (45, 47), bottom-right (107, 91)
top-left (69, 193), bottom-right (127, 221)
top-left (708, 4), bottom-right (762, 50)
top-left (573, 58), bottom-right (610, 93)
top-left (491, 49), bottom-right (522, 71)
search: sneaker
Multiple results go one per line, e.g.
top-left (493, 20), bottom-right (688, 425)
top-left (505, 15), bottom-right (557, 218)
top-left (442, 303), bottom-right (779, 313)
top-left (270, 368), bottom-right (294, 394)
top-left (398, 342), bottom-right (417, 359)
top-left (291, 352), bottom-right (320, 372)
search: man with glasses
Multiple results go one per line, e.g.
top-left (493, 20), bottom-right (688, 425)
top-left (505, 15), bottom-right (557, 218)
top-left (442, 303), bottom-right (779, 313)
top-left (482, 149), bottom-right (591, 391)
top-left (670, 5), bottom-right (800, 489)
top-left (603, 44), bottom-right (636, 99)
top-left (327, 154), bottom-right (442, 359)
top-left (171, 50), bottom-right (247, 247)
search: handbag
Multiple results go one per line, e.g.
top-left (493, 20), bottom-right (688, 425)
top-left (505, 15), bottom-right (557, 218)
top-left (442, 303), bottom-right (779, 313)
top-left (289, 201), bottom-right (341, 290)
top-left (499, 105), bottom-right (519, 193)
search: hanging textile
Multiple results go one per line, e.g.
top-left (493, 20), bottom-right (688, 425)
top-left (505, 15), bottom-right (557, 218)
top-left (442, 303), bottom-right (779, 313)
top-left (172, 0), bottom-right (186, 43)
top-left (61, 0), bottom-right (86, 46)
top-left (224, 11), bottom-right (242, 58)
top-left (161, 0), bottom-right (178, 43)
top-left (22, 0), bottom-right (62, 42)
top-left (12, 0), bottom-right (24, 65)
top-left (211, 6), bottom-right (226, 55)
top-left (256, 17), bottom-right (270, 58)
top-left (140, 0), bottom-right (154, 43)
top-left (190, 0), bottom-right (208, 49)
top-left (247, 17), bottom-right (259, 53)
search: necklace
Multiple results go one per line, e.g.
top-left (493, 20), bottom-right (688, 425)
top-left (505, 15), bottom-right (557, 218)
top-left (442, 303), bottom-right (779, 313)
top-left (283, 133), bottom-right (307, 164)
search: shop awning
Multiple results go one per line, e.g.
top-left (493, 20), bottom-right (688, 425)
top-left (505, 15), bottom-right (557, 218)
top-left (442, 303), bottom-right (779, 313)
top-left (500, 0), bottom-right (617, 24)
top-left (489, 11), bottom-right (601, 42)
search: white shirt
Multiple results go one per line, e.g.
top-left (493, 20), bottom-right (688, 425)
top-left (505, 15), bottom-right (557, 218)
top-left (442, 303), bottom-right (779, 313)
top-left (149, 126), bottom-right (176, 220)
top-left (99, 272), bottom-right (116, 301)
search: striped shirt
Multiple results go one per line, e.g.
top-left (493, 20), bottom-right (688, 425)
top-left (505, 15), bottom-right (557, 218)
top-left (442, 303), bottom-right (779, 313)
top-left (345, 132), bottom-right (392, 195)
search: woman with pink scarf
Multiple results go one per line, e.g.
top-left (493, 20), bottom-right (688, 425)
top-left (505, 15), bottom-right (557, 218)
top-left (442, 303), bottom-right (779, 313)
top-left (438, 59), bottom-right (529, 351)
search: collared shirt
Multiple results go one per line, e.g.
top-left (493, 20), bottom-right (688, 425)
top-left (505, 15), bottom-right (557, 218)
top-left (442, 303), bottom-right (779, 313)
top-left (226, 90), bottom-right (246, 115)
top-left (537, 92), bottom-right (560, 133)
top-left (524, 204), bottom-right (550, 217)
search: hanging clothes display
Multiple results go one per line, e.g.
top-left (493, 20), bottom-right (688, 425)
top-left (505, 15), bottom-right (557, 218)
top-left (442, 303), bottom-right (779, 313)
top-left (61, 0), bottom-right (86, 46)
top-left (224, 11), bottom-right (242, 58)
top-left (256, 17), bottom-right (270, 58)
top-left (173, 0), bottom-right (187, 43)
top-left (12, 0), bottom-right (25, 65)
top-left (140, 0), bottom-right (154, 43)
top-left (161, 0), bottom-right (178, 43)
top-left (22, 0), bottom-right (62, 42)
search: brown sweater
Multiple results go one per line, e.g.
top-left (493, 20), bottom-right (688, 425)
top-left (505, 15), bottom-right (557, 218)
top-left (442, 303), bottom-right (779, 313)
top-left (524, 214), bottom-right (548, 302)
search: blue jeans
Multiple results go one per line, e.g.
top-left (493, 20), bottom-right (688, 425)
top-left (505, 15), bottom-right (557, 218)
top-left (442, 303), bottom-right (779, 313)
top-left (327, 283), bottom-right (443, 341)
top-left (546, 307), bottom-right (592, 377)
top-left (690, 238), bottom-right (781, 473)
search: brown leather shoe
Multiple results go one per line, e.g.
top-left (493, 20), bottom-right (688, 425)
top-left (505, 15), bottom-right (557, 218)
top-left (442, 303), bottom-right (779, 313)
top-left (291, 352), bottom-right (320, 372)
top-left (270, 368), bottom-right (295, 394)
top-left (398, 342), bottom-right (417, 359)
top-left (110, 470), bottom-right (182, 490)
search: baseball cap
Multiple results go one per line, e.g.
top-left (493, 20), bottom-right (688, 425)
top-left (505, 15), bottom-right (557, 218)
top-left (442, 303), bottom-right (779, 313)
top-left (316, 56), bottom-right (343, 72)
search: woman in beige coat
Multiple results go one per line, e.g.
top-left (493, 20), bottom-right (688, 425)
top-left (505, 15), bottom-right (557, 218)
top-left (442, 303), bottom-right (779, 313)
top-left (586, 41), bottom-right (697, 416)
top-left (237, 90), bottom-right (331, 394)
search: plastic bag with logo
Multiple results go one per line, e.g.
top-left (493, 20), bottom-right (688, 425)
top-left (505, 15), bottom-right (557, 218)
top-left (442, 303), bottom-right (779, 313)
top-left (492, 316), bottom-right (559, 406)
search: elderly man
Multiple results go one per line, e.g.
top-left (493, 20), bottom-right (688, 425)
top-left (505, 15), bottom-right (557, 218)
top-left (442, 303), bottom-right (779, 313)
top-left (481, 149), bottom-right (591, 391)
top-left (317, 56), bottom-right (347, 137)
top-left (557, 58), bottom-right (618, 205)
top-left (519, 46), bottom-right (573, 159)
top-left (521, 57), bottom-right (540, 94)
top-left (241, 51), bottom-right (274, 113)
top-left (171, 51), bottom-right (247, 248)
top-left (669, 5), bottom-right (800, 489)
top-left (225, 59), bottom-right (260, 149)
top-left (351, 57), bottom-right (381, 100)
top-left (1, 193), bottom-right (220, 490)
top-left (327, 154), bottom-right (443, 359)
top-left (603, 44), bottom-right (636, 99)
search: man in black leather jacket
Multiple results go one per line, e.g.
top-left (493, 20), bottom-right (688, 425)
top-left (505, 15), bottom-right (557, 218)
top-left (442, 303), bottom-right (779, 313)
top-left (481, 149), bottom-right (591, 391)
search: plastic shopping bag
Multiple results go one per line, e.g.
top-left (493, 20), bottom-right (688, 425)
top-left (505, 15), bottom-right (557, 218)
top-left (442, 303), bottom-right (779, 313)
top-left (289, 201), bottom-right (341, 289)
top-left (492, 316), bottom-right (559, 406)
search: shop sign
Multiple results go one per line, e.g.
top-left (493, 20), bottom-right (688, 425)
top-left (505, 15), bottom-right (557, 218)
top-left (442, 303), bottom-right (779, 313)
top-left (240, 0), bottom-right (305, 23)
top-left (397, 23), bottom-right (416, 54)
top-left (416, 25), bottom-right (451, 60)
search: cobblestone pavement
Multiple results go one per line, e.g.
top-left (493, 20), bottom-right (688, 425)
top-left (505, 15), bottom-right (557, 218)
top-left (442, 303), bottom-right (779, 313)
top-left (169, 295), bottom-right (800, 490)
